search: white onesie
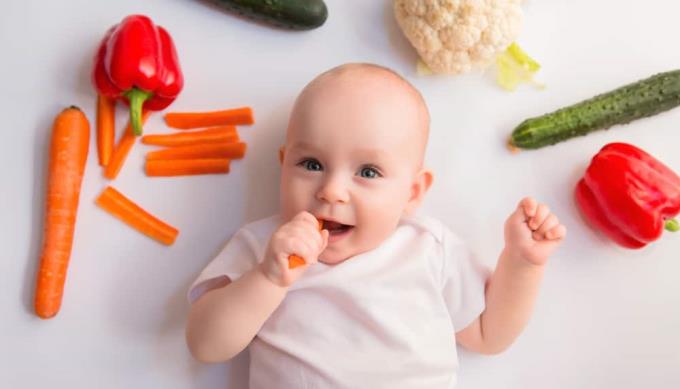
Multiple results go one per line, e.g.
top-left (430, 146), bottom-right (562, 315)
top-left (189, 214), bottom-right (489, 389)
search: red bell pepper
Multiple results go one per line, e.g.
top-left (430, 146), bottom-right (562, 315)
top-left (92, 15), bottom-right (183, 136)
top-left (575, 142), bottom-right (680, 249)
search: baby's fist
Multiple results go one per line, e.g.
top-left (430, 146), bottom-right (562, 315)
top-left (260, 211), bottom-right (328, 287)
top-left (504, 197), bottom-right (566, 266)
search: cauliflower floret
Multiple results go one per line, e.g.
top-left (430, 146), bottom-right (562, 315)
top-left (395, 0), bottom-right (523, 75)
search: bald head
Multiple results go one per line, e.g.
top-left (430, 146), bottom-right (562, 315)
top-left (279, 64), bottom-right (435, 256)
top-left (287, 63), bottom-right (430, 169)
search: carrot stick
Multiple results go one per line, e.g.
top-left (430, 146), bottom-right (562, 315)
top-left (35, 106), bottom-right (90, 319)
top-left (288, 255), bottom-right (306, 269)
top-left (95, 186), bottom-right (179, 245)
top-left (288, 219), bottom-right (323, 269)
top-left (104, 111), bottom-right (150, 180)
top-left (96, 95), bottom-right (115, 166)
top-left (145, 159), bottom-right (230, 177)
top-left (146, 142), bottom-right (247, 161)
top-left (141, 126), bottom-right (239, 147)
top-left (165, 107), bottom-right (254, 129)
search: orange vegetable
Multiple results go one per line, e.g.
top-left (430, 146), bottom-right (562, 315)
top-left (95, 186), bottom-right (179, 245)
top-left (104, 111), bottom-right (150, 180)
top-left (145, 159), bottom-right (231, 176)
top-left (141, 126), bottom-right (239, 147)
top-left (146, 142), bottom-right (247, 161)
top-left (35, 106), bottom-right (90, 319)
top-left (96, 95), bottom-right (116, 166)
top-left (288, 219), bottom-right (323, 269)
top-left (288, 255), bottom-right (306, 269)
top-left (279, 146), bottom-right (285, 164)
top-left (165, 107), bottom-right (254, 129)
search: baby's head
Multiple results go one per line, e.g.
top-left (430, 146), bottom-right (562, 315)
top-left (280, 63), bottom-right (433, 264)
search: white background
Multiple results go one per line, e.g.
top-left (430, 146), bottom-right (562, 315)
top-left (3, 0), bottom-right (680, 388)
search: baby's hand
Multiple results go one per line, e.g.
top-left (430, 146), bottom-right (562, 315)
top-left (504, 197), bottom-right (567, 266)
top-left (259, 211), bottom-right (329, 287)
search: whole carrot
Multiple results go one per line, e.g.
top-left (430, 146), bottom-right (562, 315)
top-left (35, 106), bottom-right (90, 319)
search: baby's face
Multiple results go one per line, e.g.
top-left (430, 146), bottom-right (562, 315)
top-left (280, 68), bottom-right (428, 264)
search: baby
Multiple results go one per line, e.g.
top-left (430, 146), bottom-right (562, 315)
top-left (185, 63), bottom-right (566, 388)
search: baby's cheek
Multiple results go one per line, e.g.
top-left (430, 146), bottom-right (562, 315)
top-left (359, 203), bottom-right (402, 244)
top-left (280, 175), bottom-right (314, 219)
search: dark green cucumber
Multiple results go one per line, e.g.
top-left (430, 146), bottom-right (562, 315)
top-left (207, 0), bottom-right (328, 30)
top-left (510, 70), bottom-right (680, 149)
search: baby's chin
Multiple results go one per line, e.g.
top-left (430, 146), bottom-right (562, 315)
top-left (318, 243), bottom-right (375, 265)
top-left (318, 251), bottom-right (351, 266)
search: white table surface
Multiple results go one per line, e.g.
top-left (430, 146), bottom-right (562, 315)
top-left (3, 0), bottom-right (680, 387)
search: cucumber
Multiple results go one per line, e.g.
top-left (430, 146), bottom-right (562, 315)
top-left (206, 0), bottom-right (328, 30)
top-left (510, 70), bottom-right (680, 149)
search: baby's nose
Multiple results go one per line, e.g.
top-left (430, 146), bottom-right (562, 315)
top-left (316, 175), bottom-right (349, 204)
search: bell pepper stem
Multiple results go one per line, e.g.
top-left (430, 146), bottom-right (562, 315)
top-left (125, 88), bottom-right (153, 136)
top-left (666, 218), bottom-right (679, 232)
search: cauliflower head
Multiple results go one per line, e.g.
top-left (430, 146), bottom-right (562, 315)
top-left (394, 0), bottom-right (524, 75)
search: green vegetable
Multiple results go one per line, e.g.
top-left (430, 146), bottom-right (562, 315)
top-left (206, 0), bottom-right (328, 30)
top-left (416, 59), bottom-right (433, 76)
top-left (667, 219), bottom-right (680, 232)
top-left (510, 70), bottom-right (680, 150)
top-left (496, 43), bottom-right (542, 91)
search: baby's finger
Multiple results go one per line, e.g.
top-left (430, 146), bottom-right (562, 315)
top-left (287, 224), bottom-right (323, 248)
top-left (286, 239), bottom-right (315, 267)
top-left (520, 197), bottom-right (538, 219)
top-left (291, 228), bottom-right (319, 255)
top-left (295, 211), bottom-right (320, 230)
top-left (289, 211), bottom-right (313, 229)
top-left (529, 204), bottom-right (550, 230)
top-left (306, 227), bottom-right (327, 254)
top-left (320, 229), bottom-right (329, 251)
top-left (537, 214), bottom-right (559, 237)
top-left (546, 224), bottom-right (567, 240)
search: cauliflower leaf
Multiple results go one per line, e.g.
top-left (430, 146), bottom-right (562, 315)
top-left (496, 43), bottom-right (543, 91)
top-left (416, 59), bottom-right (434, 76)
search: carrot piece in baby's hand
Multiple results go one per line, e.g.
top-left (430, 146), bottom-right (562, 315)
top-left (145, 159), bottom-right (231, 177)
top-left (288, 255), bottom-right (306, 269)
top-left (146, 142), bottom-right (247, 161)
top-left (95, 186), bottom-right (179, 245)
top-left (165, 107), bottom-right (254, 129)
top-left (141, 126), bottom-right (239, 147)
top-left (288, 219), bottom-right (324, 269)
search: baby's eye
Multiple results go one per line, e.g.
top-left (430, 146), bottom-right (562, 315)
top-left (358, 166), bottom-right (382, 179)
top-left (298, 158), bottom-right (323, 172)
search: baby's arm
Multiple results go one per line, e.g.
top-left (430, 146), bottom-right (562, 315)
top-left (186, 212), bottom-right (328, 363)
top-left (186, 267), bottom-right (287, 362)
top-left (455, 198), bottom-right (566, 355)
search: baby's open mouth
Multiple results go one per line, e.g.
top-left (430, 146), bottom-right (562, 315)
top-left (322, 220), bottom-right (354, 236)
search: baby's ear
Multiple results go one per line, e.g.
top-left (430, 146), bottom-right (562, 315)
top-left (404, 168), bottom-right (434, 215)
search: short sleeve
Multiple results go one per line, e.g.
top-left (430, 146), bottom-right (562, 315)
top-left (187, 227), bottom-right (262, 304)
top-left (440, 227), bottom-right (490, 331)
